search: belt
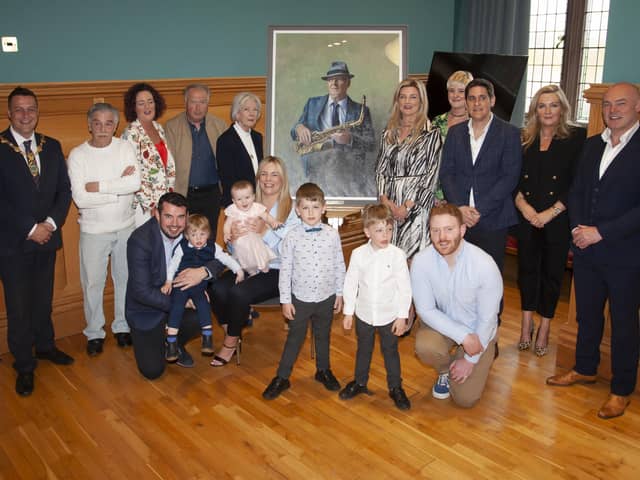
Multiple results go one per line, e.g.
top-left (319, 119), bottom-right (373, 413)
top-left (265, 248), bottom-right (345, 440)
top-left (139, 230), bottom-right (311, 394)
top-left (188, 184), bottom-right (217, 193)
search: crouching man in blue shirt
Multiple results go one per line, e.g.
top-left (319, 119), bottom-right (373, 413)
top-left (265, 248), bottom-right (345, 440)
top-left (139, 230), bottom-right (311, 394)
top-left (410, 204), bottom-right (502, 408)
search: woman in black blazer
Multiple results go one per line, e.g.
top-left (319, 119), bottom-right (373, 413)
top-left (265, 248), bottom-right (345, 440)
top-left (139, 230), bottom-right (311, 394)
top-left (217, 92), bottom-right (264, 207)
top-left (515, 85), bottom-right (586, 357)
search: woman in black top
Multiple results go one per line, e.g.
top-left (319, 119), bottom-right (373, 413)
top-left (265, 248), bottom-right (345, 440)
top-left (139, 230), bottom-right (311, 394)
top-left (515, 85), bottom-right (586, 356)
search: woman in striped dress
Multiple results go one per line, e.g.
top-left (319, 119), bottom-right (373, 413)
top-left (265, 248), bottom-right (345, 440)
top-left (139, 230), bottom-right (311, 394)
top-left (376, 78), bottom-right (443, 259)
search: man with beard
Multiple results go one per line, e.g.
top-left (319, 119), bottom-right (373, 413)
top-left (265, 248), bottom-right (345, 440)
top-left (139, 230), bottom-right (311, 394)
top-left (410, 204), bottom-right (502, 408)
top-left (125, 192), bottom-right (223, 379)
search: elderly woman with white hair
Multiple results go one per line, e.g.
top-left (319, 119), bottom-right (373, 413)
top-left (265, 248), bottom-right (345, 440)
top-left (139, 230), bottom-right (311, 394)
top-left (217, 92), bottom-right (264, 207)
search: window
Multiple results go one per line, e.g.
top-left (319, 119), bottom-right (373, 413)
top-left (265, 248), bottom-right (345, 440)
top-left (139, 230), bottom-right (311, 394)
top-left (526, 0), bottom-right (609, 123)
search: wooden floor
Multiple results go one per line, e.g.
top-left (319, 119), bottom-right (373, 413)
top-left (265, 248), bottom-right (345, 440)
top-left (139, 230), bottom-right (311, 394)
top-left (1, 258), bottom-right (640, 479)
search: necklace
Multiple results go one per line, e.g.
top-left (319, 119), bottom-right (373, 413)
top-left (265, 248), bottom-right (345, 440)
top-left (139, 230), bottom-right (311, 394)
top-left (450, 111), bottom-right (468, 118)
top-left (0, 132), bottom-right (46, 156)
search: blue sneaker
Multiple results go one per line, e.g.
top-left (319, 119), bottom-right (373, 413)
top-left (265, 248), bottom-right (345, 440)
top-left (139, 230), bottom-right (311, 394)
top-left (432, 373), bottom-right (450, 399)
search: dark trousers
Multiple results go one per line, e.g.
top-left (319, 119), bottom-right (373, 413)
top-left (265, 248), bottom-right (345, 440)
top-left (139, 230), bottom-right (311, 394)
top-left (130, 310), bottom-right (200, 380)
top-left (210, 269), bottom-right (279, 336)
top-left (354, 317), bottom-right (402, 390)
top-left (517, 222), bottom-right (570, 318)
top-left (276, 295), bottom-right (335, 379)
top-left (0, 251), bottom-right (57, 374)
top-left (168, 281), bottom-right (210, 330)
top-left (573, 258), bottom-right (640, 396)
top-left (465, 227), bottom-right (507, 322)
top-left (187, 187), bottom-right (221, 241)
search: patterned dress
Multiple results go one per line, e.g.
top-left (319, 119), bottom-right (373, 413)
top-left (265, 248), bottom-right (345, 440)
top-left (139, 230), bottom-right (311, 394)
top-left (375, 127), bottom-right (443, 258)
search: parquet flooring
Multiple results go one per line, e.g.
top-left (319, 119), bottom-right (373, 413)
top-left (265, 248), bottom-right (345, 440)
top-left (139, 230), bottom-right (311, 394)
top-left (1, 259), bottom-right (639, 479)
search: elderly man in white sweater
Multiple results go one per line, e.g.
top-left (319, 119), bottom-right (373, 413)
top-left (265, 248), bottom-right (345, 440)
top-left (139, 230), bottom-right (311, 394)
top-left (68, 103), bottom-right (140, 356)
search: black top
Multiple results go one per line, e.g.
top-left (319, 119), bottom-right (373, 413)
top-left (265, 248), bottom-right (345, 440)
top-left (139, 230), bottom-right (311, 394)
top-left (518, 126), bottom-right (587, 211)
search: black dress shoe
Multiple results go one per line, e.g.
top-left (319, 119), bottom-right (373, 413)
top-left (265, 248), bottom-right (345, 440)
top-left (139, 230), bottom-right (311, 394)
top-left (115, 332), bottom-right (132, 347)
top-left (165, 341), bottom-right (179, 362)
top-left (86, 339), bottom-right (104, 356)
top-left (262, 376), bottom-right (290, 400)
top-left (314, 369), bottom-right (341, 391)
top-left (16, 372), bottom-right (34, 397)
top-left (35, 347), bottom-right (74, 365)
top-left (339, 380), bottom-right (372, 400)
top-left (389, 386), bottom-right (411, 410)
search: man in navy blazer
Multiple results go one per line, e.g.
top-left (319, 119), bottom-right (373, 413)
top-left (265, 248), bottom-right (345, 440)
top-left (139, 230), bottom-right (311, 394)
top-left (291, 61), bottom-right (375, 196)
top-left (547, 82), bottom-right (640, 419)
top-left (125, 192), bottom-right (224, 379)
top-left (440, 78), bottom-right (522, 275)
top-left (0, 86), bottom-right (73, 396)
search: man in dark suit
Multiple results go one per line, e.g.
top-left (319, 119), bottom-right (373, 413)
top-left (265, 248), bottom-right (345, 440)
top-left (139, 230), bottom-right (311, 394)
top-left (439, 78), bottom-right (522, 275)
top-left (217, 92), bottom-right (264, 207)
top-left (291, 61), bottom-right (375, 196)
top-left (547, 82), bottom-right (640, 419)
top-left (0, 86), bottom-right (73, 396)
top-left (125, 192), bottom-right (224, 379)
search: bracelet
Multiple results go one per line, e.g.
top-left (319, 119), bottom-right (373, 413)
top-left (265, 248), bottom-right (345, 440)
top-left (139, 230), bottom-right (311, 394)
top-left (552, 206), bottom-right (562, 217)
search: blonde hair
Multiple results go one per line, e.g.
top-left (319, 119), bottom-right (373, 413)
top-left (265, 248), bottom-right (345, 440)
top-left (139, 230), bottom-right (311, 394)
top-left (255, 156), bottom-right (293, 223)
top-left (446, 70), bottom-right (474, 89)
top-left (362, 204), bottom-right (393, 228)
top-left (186, 213), bottom-right (211, 235)
top-left (384, 78), bottom-right (430, 144)
top-left (522, 84), bottom-right (573, 151)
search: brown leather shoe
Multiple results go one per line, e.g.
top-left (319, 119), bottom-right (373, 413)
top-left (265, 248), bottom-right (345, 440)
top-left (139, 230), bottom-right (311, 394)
top-left (546, 370), bottom-right (597, 387)
top-left (597, 394), bottom-right (630, 419)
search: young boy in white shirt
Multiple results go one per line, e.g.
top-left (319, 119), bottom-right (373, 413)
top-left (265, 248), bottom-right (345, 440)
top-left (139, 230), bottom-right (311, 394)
top-left (262, 183), bottom-right (346, 400)
top-left (340, 204), bottom-right (412, 410)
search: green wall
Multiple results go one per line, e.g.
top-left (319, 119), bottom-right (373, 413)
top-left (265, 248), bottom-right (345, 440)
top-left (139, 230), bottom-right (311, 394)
top-left (603, 0), bottom-right (640, 82)
top-left (0, 0), bottom-right (454, 83)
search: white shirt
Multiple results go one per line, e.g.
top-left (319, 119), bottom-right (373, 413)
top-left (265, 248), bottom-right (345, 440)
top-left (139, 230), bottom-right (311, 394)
top-left (322, 97), bottom-right (347, 129)
top-left (68, 138), bottom-right (140, 234)
top-left (343, 242), bottom-right (412, 326)
top-left (233, 122), bottom-right (258, 174)
top-left (599, 121), bottom-right (640, 179)
top-left (467, 114), bottom-right (494, 207)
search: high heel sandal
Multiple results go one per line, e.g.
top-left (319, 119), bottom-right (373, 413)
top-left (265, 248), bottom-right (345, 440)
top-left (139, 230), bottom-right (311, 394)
top-left (210, 338), bottom-right (242, 367)
top-left (534, 327), bottom-right (549, 357)
top-left (518, 323), bottom-right (535, 351)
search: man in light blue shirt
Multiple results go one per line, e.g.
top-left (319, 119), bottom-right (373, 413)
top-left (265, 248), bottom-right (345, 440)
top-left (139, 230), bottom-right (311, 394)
top-left (411, 204), bottom-right (502, 407)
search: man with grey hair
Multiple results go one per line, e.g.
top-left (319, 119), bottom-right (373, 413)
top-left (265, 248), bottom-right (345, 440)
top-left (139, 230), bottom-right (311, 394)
top-left (166, 84), bottom-right (227, 240)
top-left (68, 102), bottom-right (141, 356)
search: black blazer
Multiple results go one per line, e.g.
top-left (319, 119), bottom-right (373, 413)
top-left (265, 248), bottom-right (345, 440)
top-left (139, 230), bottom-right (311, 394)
top-left (125, 217), bottom-right (224, 331)
top-left (440, 116), bottom-right (522, 231)
top-left (569, 128), bottom-right (640, 267)
top-left (0, 129), bottom-right (71, 255)
top-left (217, 125), bottom-right (263, 207)
top-left (518, 127), bottom-right (586, 236)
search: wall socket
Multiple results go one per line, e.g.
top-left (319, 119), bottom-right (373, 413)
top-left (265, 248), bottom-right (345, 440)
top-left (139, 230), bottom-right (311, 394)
top-left (2, 37), bottom-right (19, 53)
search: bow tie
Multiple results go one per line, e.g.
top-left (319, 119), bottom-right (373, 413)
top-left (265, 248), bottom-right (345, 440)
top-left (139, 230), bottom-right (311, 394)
top-left (305, 227), bottom-right (322, 233)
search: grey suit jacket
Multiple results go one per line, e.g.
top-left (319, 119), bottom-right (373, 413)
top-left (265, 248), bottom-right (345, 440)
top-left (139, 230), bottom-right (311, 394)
top-left (164, 112), bottom-right (227, 195)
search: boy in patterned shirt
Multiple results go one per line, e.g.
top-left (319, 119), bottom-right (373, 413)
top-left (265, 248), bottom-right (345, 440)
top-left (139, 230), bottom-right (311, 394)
top-left (263, 183), bottom-right (346, 400)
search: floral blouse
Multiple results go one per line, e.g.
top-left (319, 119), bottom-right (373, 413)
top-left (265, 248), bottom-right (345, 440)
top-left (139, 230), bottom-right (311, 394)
top-left (122, 119), bottom-right (176, 213)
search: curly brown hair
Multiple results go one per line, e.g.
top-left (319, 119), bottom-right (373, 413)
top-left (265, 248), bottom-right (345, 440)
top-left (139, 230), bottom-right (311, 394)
top-left (123, 82), bottom-right (167, 123)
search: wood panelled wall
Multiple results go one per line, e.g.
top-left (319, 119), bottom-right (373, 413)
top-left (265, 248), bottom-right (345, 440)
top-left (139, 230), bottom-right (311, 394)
top-left (0, 77), bottom-right (370, 354)
top-left (555, 83), bottom-right (640, 392)
top-left (0, 77), bottom-right (266, 354)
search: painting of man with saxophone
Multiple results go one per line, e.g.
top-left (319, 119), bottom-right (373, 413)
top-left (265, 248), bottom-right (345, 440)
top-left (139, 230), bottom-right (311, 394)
top-left (290, 61), bottom-right (375, 196)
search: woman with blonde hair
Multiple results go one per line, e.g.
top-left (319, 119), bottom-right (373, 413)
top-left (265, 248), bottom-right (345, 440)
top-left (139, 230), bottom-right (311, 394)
top-left (210, 156), bottom-right (299, 366)
top-left (432, 70), bottom-right (474, 140)
top-left (376, 78), bottom-right (443, 258)
top-left (515, 84), bottom-right (586, 356)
